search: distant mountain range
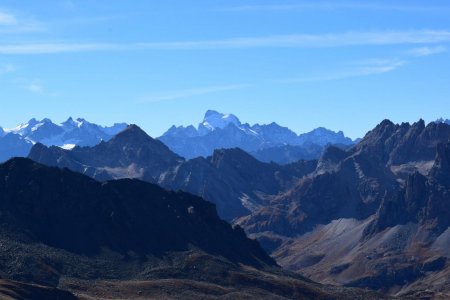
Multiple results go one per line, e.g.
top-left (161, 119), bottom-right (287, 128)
top-left (0, 111), bottom-right (356, 165)
top-left (0, 118), bottom-right (127, 162)
top-left (3, 114), bottom-right (449, 166)
top-left (159, 110), bottom-right (356, 162)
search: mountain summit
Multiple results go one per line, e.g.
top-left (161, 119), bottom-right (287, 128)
top-left (199, 110), bottom-right (241, 133)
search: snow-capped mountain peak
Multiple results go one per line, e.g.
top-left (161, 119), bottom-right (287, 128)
top-left (2, 117), bottom-right (128, 149)
top-left (7, 118), bottom-right (47, 136)
top-left (62, 117), bottom-right (81, 128)
top-left (159, 110), bottom-right (355, 159)
top-left (200, 110), bottom-right (241, 132)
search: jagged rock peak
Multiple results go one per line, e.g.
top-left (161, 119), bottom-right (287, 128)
top-left (113, 124), bottom-right (152, 140)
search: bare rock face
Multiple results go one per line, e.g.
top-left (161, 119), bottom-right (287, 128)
top-left (238, 120), bottom-right (450, 296)
top-left (240, 120), bottom-right (450, 238)
top-left (355, 119), bottom-right (450, 166)
top-left (430, 140), bottom-right (450, 187)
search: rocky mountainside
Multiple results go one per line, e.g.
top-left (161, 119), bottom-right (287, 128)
top-left (159, 148), bottom-right (317, 220)
top-left (0, 118), bottom-right (127, 163)
top-left (0, 158), bottom-right (381, 300)
top-left (29, 125), bottom-right (316, 221)
top-left (159, 110), bottom-right (355, 160)
top-left (29, 124), bottom-right (184, 182)
top-left (237, 119), bottom-right (450, 297)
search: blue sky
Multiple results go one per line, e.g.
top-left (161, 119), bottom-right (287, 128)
top-left (1, 0), bottom-right (450, 139)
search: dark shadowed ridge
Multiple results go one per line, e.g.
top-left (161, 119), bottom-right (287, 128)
top-left (0, 157), bottom-right (273, 267)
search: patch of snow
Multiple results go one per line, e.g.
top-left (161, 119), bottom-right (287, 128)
top-left (239, 193), bottom-right (262, 212)
top-left (201, 110), bottom-right (241, 131)
top-left (31, 123), bottom-right (44, 132)
top-left (61, 144), bottom-right (76, 150)
top-left (353, 159), bottom-right (365, 179)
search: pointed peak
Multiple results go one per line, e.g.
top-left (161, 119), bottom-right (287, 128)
top-left (414, 118), bottom-right (425, 128)
top-left (367, 119), bottom-right (397, 135)
top-left (378, 119), bottom-right (395, 128)
top-left (204, 110), bottom-right (221, 118)
top-left (104, 124), bottom-right (158, 149)
top-left (27, 118), bottom-right (38, 125)
top-left (41, 118), bottom-right (53, 124)
top-left (117, 124), bottom-right (150, 138)
top-left (62, 117), bottom-right (76, 125)
top-left (125, 124), bottom-right (143, 131)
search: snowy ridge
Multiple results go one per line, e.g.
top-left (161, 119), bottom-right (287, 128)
top-left (2, 117), bottom-right (128, 148)
top-left (159, 110), bottom-right (356, 160)
top-left (201, 110), bottom-right (241, 131)
top-left (0, 117), bottom-right (128, 162)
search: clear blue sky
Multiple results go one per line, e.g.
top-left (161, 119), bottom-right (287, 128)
top-left (1, 0), bottom-right (450, 139)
